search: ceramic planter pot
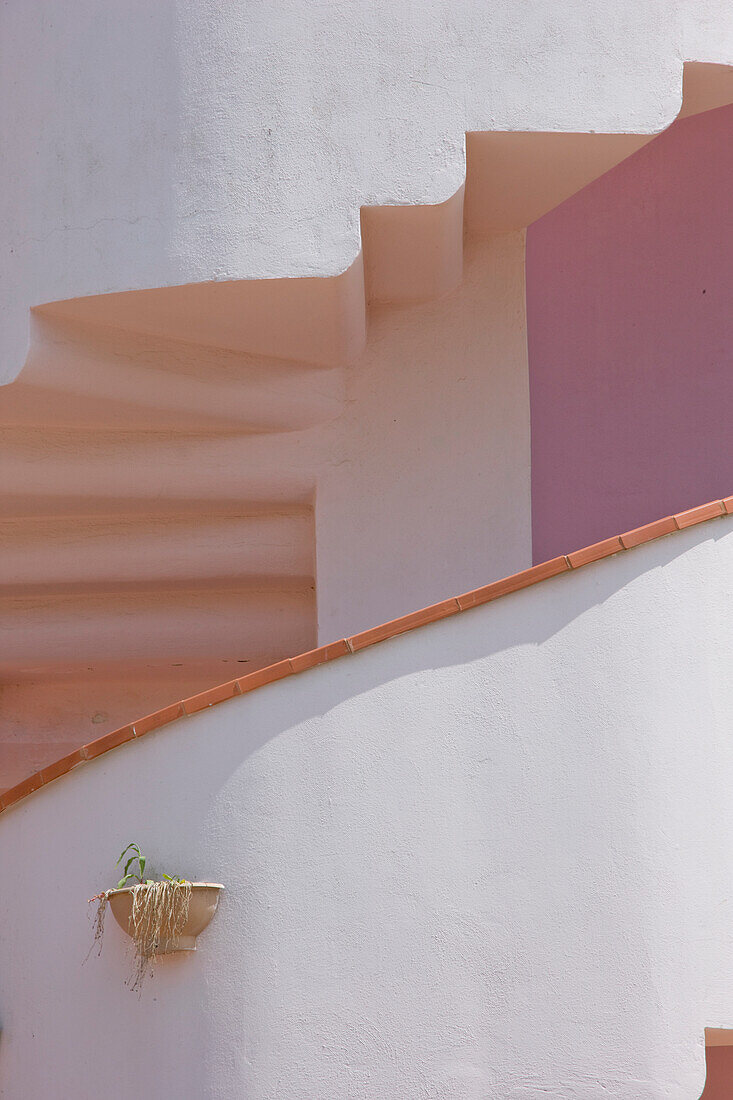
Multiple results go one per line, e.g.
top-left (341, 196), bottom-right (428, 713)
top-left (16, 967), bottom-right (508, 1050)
top-left (106, 883), bottom-right (224, 953)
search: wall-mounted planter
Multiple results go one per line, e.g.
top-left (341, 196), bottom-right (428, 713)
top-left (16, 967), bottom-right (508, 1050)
top-left (107, 883), bottom-right (224, 952)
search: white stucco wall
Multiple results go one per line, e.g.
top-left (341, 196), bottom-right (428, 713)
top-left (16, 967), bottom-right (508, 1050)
top-left (2, 517), bottom-right (733, 1097)
top-left (681, 0), bottom-right (733, 60)
top-left (3, 1), bottom-right (733, 382)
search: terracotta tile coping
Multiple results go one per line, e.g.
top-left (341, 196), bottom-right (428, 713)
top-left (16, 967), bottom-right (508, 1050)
top-left (1, 496), bottom-right (730, 816)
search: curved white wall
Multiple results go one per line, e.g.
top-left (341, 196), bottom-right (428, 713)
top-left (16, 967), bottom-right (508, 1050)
top-left (2, 517), bottom-right (733, 1097)
top-left (3, 1), bottom-right (733, 381)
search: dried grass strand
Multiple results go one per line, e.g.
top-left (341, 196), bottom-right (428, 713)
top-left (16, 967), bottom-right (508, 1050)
top-left (128, 880), bottom-right (192, 992)
top-left (85, 892), bottom-right (108, 962)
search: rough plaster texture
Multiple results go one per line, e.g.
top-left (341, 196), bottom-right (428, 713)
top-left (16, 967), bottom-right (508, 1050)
top-left (2, 518), bottom-right (733, 1097)
top-left (527, 102), bottom-right (733, 562)
top-left (5, 0), bottom-right (733, 383)
top-left (680, 0), bottom-right (733, 62)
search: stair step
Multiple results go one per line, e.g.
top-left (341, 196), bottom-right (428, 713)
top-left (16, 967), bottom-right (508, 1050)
top-left (0, 426), bottom-right (317, 513)
top-left (0, 578), bottom-right (315, 668)
top-left (361, 188), bottom-right (464, 304)
top-left (0, 509), bottom-right (314, 589)
top-left (1, 314), bottom-right (343, 432)
top-left (39, 256), bottom-right (366, 367)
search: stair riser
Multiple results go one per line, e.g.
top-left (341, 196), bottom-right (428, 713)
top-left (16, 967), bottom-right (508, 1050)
top-left (0, 511), bottom-right (314, 589)
top-left (0, 585), bottom-right (315, 665)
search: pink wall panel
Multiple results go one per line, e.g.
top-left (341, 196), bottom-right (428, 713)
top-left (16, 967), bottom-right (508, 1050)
top-left (700, 1047), bottom-right (733, 1099)
top-left (527, 104), bottom-right (733, 563)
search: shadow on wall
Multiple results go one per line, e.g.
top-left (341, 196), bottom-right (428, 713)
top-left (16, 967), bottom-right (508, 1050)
top-left (149, 520), bottom-right (733, 829)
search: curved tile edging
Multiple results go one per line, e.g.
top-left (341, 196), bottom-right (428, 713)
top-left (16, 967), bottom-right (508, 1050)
top-left (1, 495), bottom-right (731, 815)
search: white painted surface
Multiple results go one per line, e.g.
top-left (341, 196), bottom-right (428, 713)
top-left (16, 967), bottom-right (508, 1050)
top-left (3, 1), bottom-right (733, 382)
top-left (681, 0), bottom-right (733, 62)
top-left (2, 518), bottom-right (733, 1097)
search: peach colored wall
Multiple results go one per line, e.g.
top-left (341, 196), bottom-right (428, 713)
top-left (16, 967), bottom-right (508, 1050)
top-left (527, 103), bottom-right (733, 562)
top-left (315, 231), bottom-right (531, 643)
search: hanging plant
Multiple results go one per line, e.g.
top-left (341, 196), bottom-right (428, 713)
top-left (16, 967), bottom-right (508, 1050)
top-left (89, 844), bottom-right (223, 992)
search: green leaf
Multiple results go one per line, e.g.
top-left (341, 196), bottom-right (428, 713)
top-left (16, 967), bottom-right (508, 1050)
top-left (116, 842), bottom-right (140, 867)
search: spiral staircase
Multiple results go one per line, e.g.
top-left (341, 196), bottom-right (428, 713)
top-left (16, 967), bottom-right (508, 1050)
top-left (2, 61), bottom-right (731, 792)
